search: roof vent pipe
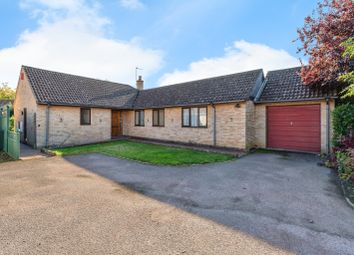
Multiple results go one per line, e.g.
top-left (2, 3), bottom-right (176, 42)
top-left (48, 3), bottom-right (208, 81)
top-left (136, 75), bottom-right (144, 90)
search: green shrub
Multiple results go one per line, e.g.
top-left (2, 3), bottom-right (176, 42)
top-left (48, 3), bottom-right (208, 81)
top-left (336, 149), bottom-right (354, 181)
top-left (9, 116), bottom-right (15, 131)
top-left (332, 103), bottom-right (354, 145)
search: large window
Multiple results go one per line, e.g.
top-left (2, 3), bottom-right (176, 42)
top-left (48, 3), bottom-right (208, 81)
top-left (80, 108), bottom-right (91, 125)
top-left (182, 106), bottom-right (207, 128)
top-left (135, 110), bottom-right (145, 126)
top-left (153, 109), bottom-right (165, 127)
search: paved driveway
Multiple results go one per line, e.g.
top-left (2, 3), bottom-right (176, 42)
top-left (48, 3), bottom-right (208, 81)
top-left (0, 152), bottom-right (353, 254)
top-left (65, 152), bottom-right (354, 255)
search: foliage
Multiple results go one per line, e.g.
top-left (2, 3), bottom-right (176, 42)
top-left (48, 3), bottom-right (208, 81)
top-left (332, 103), bottom-right (354, 144)
top-left (9, 116), bottom-right (15, 132)
top-left (0, 83), bottom-right (16, 100)
top-left (336, 149), bottom-right (354, 181)
top-left (50, 140), bottom-right (234, 166)
top-left (339, 37), bottom-right (354, 98)
top-left (297, 0), bottom-right (354, 86)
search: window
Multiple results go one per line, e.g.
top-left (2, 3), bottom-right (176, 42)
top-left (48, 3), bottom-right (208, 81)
top-left (182, 108), bottom-right (190, 127)
top-left (80, 108), bottom-right (91, 125)
top-left (153, 109), bottom-right (165, 127)
top-left (182, 106), bottom-right (207, 128)
top-left (135, 110), bottom-right (145, 126)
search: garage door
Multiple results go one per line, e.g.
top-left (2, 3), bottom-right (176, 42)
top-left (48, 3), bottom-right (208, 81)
top-left (267, 104), bottom-right (321, 153)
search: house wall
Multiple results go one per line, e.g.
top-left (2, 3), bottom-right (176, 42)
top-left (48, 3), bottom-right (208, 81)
top-left (36, 106), bottom-right (111, 148)
top-left (122, 102), bottom-right (249, 149)
top-left (254, 100), bottom-right (335, 154)
top-left (13, 69), bottom-right (38, 147)
top-left (245, 101), bottom-right (256, 149)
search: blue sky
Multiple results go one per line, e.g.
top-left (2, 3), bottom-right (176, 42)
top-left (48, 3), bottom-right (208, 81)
top-left (0, 0), bottom-right (317, 89)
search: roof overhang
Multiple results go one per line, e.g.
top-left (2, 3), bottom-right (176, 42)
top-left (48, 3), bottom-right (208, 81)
top-left (254, 97), bottom-right (337, 104)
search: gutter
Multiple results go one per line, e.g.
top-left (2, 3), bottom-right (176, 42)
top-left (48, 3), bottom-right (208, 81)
top-left (326, 97), bottom-right (331, 154)
top-left (211, 103), bottom-right (216, 146)
top-left (255, 97), bottom-right (338, 104)
top-left (45, 104), bottom-right (50, 148)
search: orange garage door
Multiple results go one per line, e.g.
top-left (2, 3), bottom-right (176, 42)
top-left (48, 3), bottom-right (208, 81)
top-left (267, 105), bottom-right (321, 153)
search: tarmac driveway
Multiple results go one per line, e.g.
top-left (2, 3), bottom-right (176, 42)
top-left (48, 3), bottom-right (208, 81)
top-left (65, 152), bottom-right (354, 255)
top-left (1, 151), bottom-right (353, 254)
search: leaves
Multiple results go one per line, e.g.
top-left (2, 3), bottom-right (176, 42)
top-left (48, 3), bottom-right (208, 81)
top-left (339, 38), bottom-right (354, 97)
top-left (332, 103), bottom-right (354, 144)
top-left (297, 0), bottom-right (354, 86)
top-left (0, 83), bottom-right (16, 100)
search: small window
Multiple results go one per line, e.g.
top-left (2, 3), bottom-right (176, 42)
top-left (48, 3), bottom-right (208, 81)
top-left (153, 109), bottom-right (165, 127)
top-left (80, 108), bottom-right (91, 125)
top-left (182, 106), bottom-right (207, 128)
top-left (135, 110), bottom-right (145, 126)
top-left (182, 108), bottom-right (190, 127)
top-left (199, 107), bottom-right (207, 127)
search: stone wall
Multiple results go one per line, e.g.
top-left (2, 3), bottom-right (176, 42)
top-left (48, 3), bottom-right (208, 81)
top-left (13, 69), bottom-right (38, 147)
top-left (36, 106), bottom-right (111, 148)
top-left (245, 101), bottom-right (256, 149)
top-left (254, 100), bottom-right (335, 153)
top-left (122, 103), bottom-right (249, 149)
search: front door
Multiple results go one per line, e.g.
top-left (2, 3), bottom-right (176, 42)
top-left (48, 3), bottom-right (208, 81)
top-left (111, 110), bottom-right (122, 137)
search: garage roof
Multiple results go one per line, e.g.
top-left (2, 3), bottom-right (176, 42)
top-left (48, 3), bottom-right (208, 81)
top-left (258, 67), bottom-right (337, 103)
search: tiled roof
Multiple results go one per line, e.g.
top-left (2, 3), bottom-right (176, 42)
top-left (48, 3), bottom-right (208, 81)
top-left (258, 67), bottom-right (337, 102)
top-left (23, 66), bottom-right (137, 109)
top-left (133, 69), bottom-right (264, 108)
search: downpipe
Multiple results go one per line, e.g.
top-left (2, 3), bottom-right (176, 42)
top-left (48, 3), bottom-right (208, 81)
top-left (326, 97), bottom-right (330, 155)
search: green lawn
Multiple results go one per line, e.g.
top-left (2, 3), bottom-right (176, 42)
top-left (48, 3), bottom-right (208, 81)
top-left (49, 140), bottom-right (234, 166)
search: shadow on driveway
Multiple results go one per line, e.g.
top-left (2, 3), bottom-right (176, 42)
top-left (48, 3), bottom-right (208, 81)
top-left (64, 152), bottom-right (354, 255)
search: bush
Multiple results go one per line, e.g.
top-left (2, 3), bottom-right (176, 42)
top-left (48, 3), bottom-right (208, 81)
top-left (332, 103), bottom-right (354, 145)
top-left (336, 149), bottom-right (354, 181)
top-left (9, 116), bottom-right (15, 132)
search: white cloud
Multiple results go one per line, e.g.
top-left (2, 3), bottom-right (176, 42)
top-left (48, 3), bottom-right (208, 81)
top-left (119, 0), bottom-right (144, 10)
top-left (0, 0), bottom-right (162, 88)
top-left (158, 40), bottom-right (300, 86)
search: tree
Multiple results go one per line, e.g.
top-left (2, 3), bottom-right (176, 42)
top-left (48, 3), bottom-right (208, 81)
top-left (297, 0), bottom-right (354, 87)
top-left (0, 83), bottom-right (16, 100)
top-left (339, 37), bottom-right (354, 97)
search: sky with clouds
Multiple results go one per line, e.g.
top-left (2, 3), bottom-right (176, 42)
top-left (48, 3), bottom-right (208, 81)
top-left (0, 0), bottom-right (317, 89)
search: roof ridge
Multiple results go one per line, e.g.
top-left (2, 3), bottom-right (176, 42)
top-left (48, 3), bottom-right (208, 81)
top-left (22, 65), bottom-right (135, 89)
top-left (266, 66), bottom-right (302, 74)
top-left (144, 69), bottom-right (263, 91)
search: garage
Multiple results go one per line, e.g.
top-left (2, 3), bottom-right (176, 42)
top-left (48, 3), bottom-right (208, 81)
top-left (267, 104), bottom-right (321, 153)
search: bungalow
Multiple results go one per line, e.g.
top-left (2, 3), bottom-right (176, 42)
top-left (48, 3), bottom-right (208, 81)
top-left (14, 66), bottom-right (336, 153)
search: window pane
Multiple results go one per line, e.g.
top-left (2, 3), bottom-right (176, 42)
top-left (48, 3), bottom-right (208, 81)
top-left (81, 109), bottom-right (90, 125)
top-left (159, 109), bottom-right (164, 126)
top-left (183, 109), bottom-right (189, 126)
top-left (199, 107), bottom-right (207, 127)
top-left (153, 110), bottom-right (159, 126)
top-left (191, 108), bottom-right (198, 127)
top-left (140, 111), bottom-right (144, 125)
top-left (135, 111), bottom-right (139, 125)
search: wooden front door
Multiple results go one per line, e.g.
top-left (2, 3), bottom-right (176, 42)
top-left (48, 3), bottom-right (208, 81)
top-left (111, 110), bottom-right (122, 137)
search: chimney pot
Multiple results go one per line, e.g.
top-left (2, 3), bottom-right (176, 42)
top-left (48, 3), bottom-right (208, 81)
top-left (136, 75), bottom-right (144, 90)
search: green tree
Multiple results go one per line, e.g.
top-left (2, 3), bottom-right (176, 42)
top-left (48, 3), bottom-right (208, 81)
top-left (0, 83), bottom-right (16, 100)
top-left (339, 37), bottom-right (354, 98)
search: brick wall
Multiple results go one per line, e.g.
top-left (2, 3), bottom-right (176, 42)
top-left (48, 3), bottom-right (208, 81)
top-left (13, 68), bottom-right (38, 147)
top-left (36, 105), bottom-right (111, 148)
top-left (123, 103), bottom-right (248, 149)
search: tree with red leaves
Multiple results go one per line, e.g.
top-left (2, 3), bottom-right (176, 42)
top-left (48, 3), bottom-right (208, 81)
top-left (297, 0), bottom-right (354, 87)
